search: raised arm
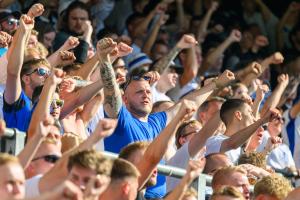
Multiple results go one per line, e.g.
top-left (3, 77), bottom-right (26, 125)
top-left (142, 13), bottom-right (168, 55)
top-left (27, 69), bottom-right (64, 138)
top-left (98, 38), bottom-right (123, 118)
top-left (290, 99), bottom-right (300, 119)
top-left (255, 0), bottom-right (275, 22)
top-left (152, 34), bottom-right (198, 74)
top-left (252, 85), bottom-right (268, 119)
top-left (18, 117), bottom-right (53, 169)
top-left (166, 70), bottom-right (235, 124)
top-left (165, 159), bottom-right (205, 200)
top-left (176, 0), bottom-right (185, 31)
top-left (220, 109), bottom-right (279, 152)
top-left (260, 74), bottom-right (289, 116)
top-left (39, 118), bottom-right (117, 193)
top-left (137, 100), bottom-right (196, 189)
top-left (198, 29), bottom-right (241, 75)
top-left (197, 1), bottom-right (218, 42)
top-left (4, 15), bottom-right (33, 104)
top-left (188, 111), bottom-right (222, 157)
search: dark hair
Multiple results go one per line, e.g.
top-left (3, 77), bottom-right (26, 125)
top-left (125, 12), bottom-right (144, 29)
top-left (60, 1), bottom-right (91, 32)
top-left (220, 99), bottom-right (246, 126)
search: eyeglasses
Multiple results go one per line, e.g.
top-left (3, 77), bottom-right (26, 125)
top-left (7, 18), bottom-right (19, 26)
top-left (32, 155), bottom-right (61, 163)
top-left (123, 75), bottom-right (151, 90)
top-left (51, 99), bottom-right (64, 108)
top-left (26, 68), bottom-right (50, 77)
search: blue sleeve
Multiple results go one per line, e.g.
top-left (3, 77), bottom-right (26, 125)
top-left (148, 111), bottom-right (167, 137)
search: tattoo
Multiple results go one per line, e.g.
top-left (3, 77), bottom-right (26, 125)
top-left (153, 46), bottom-right (181, 74)
top-left (100, 61), bottom-right (122, 117)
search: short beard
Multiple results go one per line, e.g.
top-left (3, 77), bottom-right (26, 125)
top-left (128, 102), bottom-right (151, 118)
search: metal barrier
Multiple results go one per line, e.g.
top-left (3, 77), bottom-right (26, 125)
top-left (0, 128), bottom-right (26, 155)
top-left (102, 151), bottom-right (212, 200)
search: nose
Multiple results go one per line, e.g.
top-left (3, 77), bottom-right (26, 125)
top-left (12, 182), bottom-right (23, 196)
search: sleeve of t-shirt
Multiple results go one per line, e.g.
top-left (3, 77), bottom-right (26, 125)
top-left (25, 175), bottom-right (42, 198)
top-left (104, 105), bottom-right (132, 135)
top-left (3, 91), bottom-right (26, 112)
top-left (148, 111), bottom-right (167, 137)
top-left (205, 136), bottom-right (224, 156)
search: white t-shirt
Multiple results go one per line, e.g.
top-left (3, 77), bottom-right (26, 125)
top-left (151, 84), bottom-right (171, 103)
top-left (25, 174), bottom-right (42, 198)
top-left (205, 134), bottom-right (241, 164)
top-left (0, 52), bottom-right (8, 84)
top-left (166, 142), bottom-right (190, 192)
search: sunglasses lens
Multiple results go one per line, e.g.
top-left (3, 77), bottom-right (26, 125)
top-left (56, 100), bottom-right (64, 107)
top-left (143, 76), bottom-right (151, 81)
top-left (37, 68), bottom-right (48, 76)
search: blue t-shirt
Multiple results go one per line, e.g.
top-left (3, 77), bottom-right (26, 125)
top-left (104, 105), bottom-right (167, 153)
top-left (104, 105), bottom-right (167, 198)
top-left (3, 90), bottom-right (33, 132)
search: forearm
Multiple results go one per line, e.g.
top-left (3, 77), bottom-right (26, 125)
top-left (252, 97), bottom-right (263, 119)
top-left (60, 80), bottom-right (103, 119)
top-left (261, 84), bottom-right (286, 116)
top-left (28, 81), bottom-right (57, 138)
top-left (18, 133), bottom-right (44, 169)
top-left (189, 112), bottom-right (221, 157)
top-left (176, 1), bottom-right (185, 31)
top-left (290, 100), bottom-right (300, 119)
top-left (81, 94), bottom-right (103, 126)
top-left (221, 120), bottom-right (263, 152)
top-left (197, 10), bottom-right (214, 41)
top-left (204, 39), bottom-right (231, 66)
top-left (73, 55), bottom-right (99, 80)
top-left (256, 0), bottom-right (272, 22)
top-left (138, 114), bottom-right (182, 188)
top-left (133, 12), bottom-right (155, 37)
top-left (100, 59), bottom-right (122, 118)
top-left (142, 22), bottom-right (161, 55)
top-left (152, 46), bottom-right (181, 74)
top-left (164, 176), bottom-right (190, 200)
top-left (180, 46), bottom-right (198, 86)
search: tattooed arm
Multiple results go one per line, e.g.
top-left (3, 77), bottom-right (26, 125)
top-left (98, 38), bottom-right (123, 118)
top-left (152, 34), bottom-right (197, 74)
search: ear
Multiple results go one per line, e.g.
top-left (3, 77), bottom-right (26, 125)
top-left (21, 75), bottom-right (30, 85)
top-left (122, 94), bottom-right (128, 105)
top-left (121, 182), bottom-right (130, 196)
top-left (198, 112), bottom-right (206, 123)
top-left (234, 111), bottom-right (242, 121)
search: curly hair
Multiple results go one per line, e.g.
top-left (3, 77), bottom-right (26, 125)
top-left (254, 173), bottom-right (293, 199)
top-left (238, 151), bottom-right (267, 169)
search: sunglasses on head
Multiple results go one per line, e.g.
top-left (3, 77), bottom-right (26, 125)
top-left (123, 75), bottom-right (151, 90)
top-left (32, 154), bottom-right (61, 163)
top-left (51, 99), bottom-right (64, 108)
top-left (26, 68), bottom-right (50, 77)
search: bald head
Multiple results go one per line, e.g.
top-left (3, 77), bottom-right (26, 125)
top-left (204, 153), bottom-right (232, 175)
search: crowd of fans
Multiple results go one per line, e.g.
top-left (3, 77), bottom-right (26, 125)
top-left (0, 0), bottom-right (300, 199)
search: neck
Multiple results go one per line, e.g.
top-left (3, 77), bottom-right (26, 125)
top-left (224, 123), bottom-right (243, 137)
top-left (156, 80), bottom-right (171, 93)
top-left (100, 185), bottom-right (123, 200)
top-left (126, 105), bottom-right (149, 122)
top-left (24, 87), bottom-right (33, 100)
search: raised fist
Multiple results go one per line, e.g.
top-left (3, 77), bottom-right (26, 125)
top-left (176, 34), bottom-right (198, 49)
top-left (216, 70), bottom-right (235, 87)
top-left (0, 31), bottom-right (12, 47)
top-left (270, 52), bottom-right (284, 64)
top-left (62, 36), bottom-right (80, 50)
top-left (58, 50), bottom-right (76, 66)
top-left (178, 100), bottom-right (197, 121)
top-left (96, 37), bottom-right (118, 60)
top-left (185, 158), bottom-right (206, 182)
top-left (229, 29), bottom-right (242, 43)
top-left (261, 108), bottom-right (280, 124)
top-left (27, 3), bottom-right (44, 18)
top-left (254, 35), bottom-right (269, 47)
top-left (19, 15), bottom-right (34, 31)
top-left (277, 74), bottom-right (289, 88)
top-left (143, 71), bottom-right (160, 85)
top-left (245, 62), bottom-right (262, 75)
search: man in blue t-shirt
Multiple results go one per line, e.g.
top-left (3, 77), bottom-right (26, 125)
top-left (3, 15), bottom-right (50, 132)
top-left (98, 37), bottom-right (235, 198)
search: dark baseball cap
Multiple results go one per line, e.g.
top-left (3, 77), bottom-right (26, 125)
top-left (0, 9), bottom-right (21, 23)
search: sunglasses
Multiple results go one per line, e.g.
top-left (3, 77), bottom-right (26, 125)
top-left (26, 68), bottom-right (50, 77)
top-left (51, 99), bottom-right (64, 108)
top-left (32, 154), bottom-right (61, 163)
top-left (7, 18), bottom-right (19, 26)
top-left (123, 75), bottom-right (151, 90)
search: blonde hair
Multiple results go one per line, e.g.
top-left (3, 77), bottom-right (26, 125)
top-left (119, 141), bottom-right (149, 160)
top-left (183, 187), bottom-right (198, 199)
top-left (212, 166), bottom-right (247, 189)
top-left (211, 186), bottom-right (245, 200)
top-left (238, 152), bottom-right (267, 169)
top-left (0, 153), bottom-right (20, 166)
top-left (254, 174), bottom-right (293, 199)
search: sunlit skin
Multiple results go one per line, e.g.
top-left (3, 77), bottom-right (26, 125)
top-left (0, 163), bottom-right (25, 200)
top-left (68, 165), bottom-right (97, 191)
top-left (123, 80), bottom-right (152, 121)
